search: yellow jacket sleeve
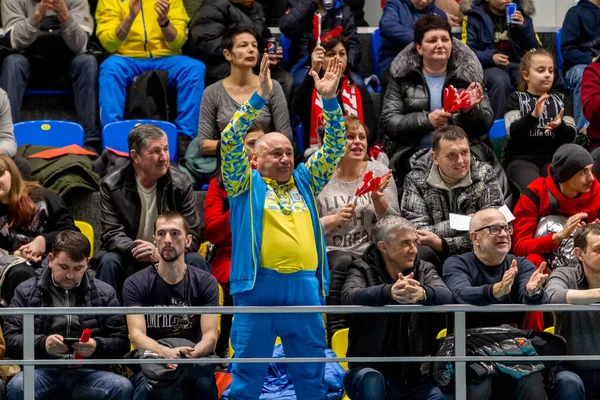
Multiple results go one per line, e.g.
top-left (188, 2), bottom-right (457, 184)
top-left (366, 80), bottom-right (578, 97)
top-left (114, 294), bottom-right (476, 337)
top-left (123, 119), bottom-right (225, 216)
top-left (166, 0), bottom-right (189, 51)
top-left (95, 0), bottom-right (124, 53)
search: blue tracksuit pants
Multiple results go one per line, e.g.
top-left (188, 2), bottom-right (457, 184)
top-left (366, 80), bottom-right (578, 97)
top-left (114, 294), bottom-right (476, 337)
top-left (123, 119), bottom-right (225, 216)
top-left (229, 269), bottom-right (328, 400)
top-left (99, 55), bottom-right (205, 138)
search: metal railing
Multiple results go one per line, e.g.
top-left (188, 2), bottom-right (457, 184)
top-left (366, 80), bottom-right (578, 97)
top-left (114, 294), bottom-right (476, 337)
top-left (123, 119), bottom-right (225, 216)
top-left (4, 304), bottom-right (600, 400)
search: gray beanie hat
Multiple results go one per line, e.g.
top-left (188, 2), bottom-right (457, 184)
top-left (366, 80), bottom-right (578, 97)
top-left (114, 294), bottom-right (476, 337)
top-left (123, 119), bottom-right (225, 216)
top-left (551, 144), bottom-right (594, 183)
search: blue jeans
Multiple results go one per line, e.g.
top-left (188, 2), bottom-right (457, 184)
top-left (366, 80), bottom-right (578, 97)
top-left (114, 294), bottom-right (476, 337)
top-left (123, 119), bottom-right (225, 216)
top-left (483, 62), bottom-right (520, 119)
top-left (554, 366), bottom-right (600, 400)
top-left (130, 370), bottom-right (217, 400)
top-left (566, 64), bottom-right (588, 132)
top-left (96, 251), bottom-right (211, 301)
top-left (0, 53), bottom-right (101, 143)
top-left (99, 55), bottom-right (205, 138)
top-left (229, 269), bottom-right (328, 400)
top-left (343, 367), bottom-right (444, 400)
top-left (7, 367), bottom-right (133, 400)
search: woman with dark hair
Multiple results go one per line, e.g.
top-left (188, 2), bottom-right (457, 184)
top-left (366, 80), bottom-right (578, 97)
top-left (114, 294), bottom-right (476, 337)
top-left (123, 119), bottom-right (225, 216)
top-left (180, 26), bottom-right (291, 187)
top-left (292, 32), bottom-right (378, 157)
top-left (381, 14), bottom-right (494, 184)
top-left (203, 127), bottom-right (264, 356)
top-left (316, 115), bottom-right (398, 341)
top-left (0, 155), bottom-right (77, 303)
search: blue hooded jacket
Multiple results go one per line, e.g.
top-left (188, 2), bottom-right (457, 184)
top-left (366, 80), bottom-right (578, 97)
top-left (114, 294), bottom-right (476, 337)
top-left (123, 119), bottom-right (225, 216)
top-left (379, 0), bottom-right (447, 74)
top-left (561, 0), bottom-right (600, 71)
top-left (460, 0), bottom-right (540, 69)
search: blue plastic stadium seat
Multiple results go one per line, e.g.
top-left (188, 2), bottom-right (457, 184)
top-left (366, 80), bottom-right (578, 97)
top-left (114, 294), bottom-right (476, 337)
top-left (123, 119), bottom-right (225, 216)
top-left (556, 28), bottom-right (564, 72)
top-left (102, 120), bottom-right (178, 161)
top-left (488, 119), bottom-right (507, 139)
top-left (372, 29), bottom-right (382, 79)
top-left (14, 120), bottom-right (84, 147)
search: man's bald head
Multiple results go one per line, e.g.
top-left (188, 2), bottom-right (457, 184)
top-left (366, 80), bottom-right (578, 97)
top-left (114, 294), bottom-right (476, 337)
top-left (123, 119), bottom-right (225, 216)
top-left (253, 132), bottom-right (295, 183)
top-left (469, 208), bottom-right (507, 233)
top-left (253, 132), bottom-right (292, 155)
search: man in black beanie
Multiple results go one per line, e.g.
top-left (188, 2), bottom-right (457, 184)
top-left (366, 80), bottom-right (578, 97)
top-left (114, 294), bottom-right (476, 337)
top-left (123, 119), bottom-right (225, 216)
top-left (512, 143), bottom-right (600, 270)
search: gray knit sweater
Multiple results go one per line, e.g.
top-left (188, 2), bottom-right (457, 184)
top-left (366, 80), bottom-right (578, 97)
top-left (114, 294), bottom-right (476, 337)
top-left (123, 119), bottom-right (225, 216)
top-left (2, 0), bottom-right (93, 54)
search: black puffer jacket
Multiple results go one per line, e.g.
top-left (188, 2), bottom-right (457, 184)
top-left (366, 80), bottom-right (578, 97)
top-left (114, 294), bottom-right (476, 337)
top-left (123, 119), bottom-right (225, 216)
top-left (4, 266), bottom-right (129, 361)
top-left (341, 243), bottom-right (453, 385)
top-left (278, 0), bottom-right (360, 70)
top-left (189, 0), bottom-right (271, 65)
top-left (100, 164), bottom-right (202, 256)
top-left (381, 38), bottom-right (494, 156)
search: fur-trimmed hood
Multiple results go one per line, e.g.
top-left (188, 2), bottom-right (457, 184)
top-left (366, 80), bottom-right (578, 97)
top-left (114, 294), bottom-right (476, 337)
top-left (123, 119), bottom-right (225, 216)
top-left (389, 38), bottom-right (483, 82)
top-left (460, 0), bottom-right (535, 17)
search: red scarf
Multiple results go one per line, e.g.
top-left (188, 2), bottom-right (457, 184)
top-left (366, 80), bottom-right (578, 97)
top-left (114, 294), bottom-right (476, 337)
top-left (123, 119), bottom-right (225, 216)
top-left (309, 76), bottom-right (364, 150)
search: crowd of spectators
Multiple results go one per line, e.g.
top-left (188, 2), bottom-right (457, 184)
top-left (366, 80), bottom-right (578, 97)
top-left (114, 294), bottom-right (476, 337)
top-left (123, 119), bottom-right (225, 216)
top-left (0, 0), bottom-right (600, 399)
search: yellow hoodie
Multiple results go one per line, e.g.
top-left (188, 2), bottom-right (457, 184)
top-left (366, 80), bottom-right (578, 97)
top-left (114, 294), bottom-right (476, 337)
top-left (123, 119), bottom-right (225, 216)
top-left (96, 0), bottom-right (189, 59)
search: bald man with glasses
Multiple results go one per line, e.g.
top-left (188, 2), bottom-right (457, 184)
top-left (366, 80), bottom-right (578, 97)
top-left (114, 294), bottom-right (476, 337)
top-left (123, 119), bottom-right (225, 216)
top-left (443, 208), bottom-right (548, 330)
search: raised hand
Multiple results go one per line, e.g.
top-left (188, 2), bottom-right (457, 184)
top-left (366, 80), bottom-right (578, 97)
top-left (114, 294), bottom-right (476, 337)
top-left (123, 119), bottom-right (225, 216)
top-left (493, 259), bottom-right (518, 298)
top-left (545, 108), bottom-right (564, 133)
top-left (532, 94), bottom-right (549, 119)
top-left (257, 54), bottom-right (273, 99)
top-left (155, 0), bottom-right (170, 26)
top-left (310, 55), bottom-right (343, 100)
top-left (554, 212), bottom-right (588, 243)
top-left (371, 170), bottom-right (392, 201)
top-left (526, 263), bottom-right (548, 295)
top-left (310, 45), bottom-right (325, 74)
top-left (510, 10), bottom-right (525, 26)
top-left (462, 82), bottom-right (483, 112)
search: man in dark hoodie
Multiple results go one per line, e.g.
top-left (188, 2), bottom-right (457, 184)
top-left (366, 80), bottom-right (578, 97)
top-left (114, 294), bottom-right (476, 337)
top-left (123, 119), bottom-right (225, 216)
top-left (461, 0), bottom-right (540, 119)
top-left (279, 0), bottom-right (361, 86)
top-left (341, 215), bottom-right (453, 400)
top-left (562, 0), bottom-right (600, 134)
top-left (4, 230), bottom-right (133, 400)
top-left (378, 0), bottom-right (447, 81)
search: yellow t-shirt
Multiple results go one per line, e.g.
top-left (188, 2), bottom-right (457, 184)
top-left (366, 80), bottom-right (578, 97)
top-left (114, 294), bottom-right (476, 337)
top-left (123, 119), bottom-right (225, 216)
top-left (260, 177), bottom-right (318, 273)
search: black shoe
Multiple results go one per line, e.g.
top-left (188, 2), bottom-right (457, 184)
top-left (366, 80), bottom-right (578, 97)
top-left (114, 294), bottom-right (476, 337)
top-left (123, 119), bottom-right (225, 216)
top-left (178, 134), bottom-right (192, 159)
top-left (84, 141), bottom-right (102, 156)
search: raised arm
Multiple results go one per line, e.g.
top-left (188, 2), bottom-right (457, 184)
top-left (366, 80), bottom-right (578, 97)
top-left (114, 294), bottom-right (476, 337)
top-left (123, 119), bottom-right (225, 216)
top-left (305, 56), bottom-right (348, 196)
top-left (221, 55), bottom-right (272, 197)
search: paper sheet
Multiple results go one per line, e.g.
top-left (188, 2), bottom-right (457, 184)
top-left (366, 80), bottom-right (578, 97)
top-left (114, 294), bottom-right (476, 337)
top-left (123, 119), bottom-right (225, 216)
top-left (449, 213), bottom-right (472, 231)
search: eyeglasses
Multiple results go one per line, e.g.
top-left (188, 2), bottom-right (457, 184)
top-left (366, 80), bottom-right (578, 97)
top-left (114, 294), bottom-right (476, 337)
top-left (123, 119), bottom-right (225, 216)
top-left (474, 224), bottom-right (513, 235)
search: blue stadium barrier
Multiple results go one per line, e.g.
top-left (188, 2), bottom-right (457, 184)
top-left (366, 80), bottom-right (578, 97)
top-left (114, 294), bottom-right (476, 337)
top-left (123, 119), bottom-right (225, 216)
top-left (102, 120), bottom-right (178, 161)
top-left (14, 120), bottom-right (84, 147)
top-left (372, 28), bottom-right (382, 79)
top-left (488, 119), bottom-right (507, 139)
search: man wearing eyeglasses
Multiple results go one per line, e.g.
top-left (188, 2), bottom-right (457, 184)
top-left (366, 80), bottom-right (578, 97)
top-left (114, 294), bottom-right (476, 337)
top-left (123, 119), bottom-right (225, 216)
top-left (444, 209), bottom-right (549, 400)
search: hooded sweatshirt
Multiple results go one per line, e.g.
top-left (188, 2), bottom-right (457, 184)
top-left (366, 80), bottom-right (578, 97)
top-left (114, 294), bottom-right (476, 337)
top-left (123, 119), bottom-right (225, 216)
top-left (561, 0), bottom-right (600, 71)
top-left (512, 165), bottom-right (600, 257)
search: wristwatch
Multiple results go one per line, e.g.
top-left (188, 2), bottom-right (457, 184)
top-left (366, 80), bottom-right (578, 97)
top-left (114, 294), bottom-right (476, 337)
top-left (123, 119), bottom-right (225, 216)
top-left (159, 18), bottom-right (170, 28)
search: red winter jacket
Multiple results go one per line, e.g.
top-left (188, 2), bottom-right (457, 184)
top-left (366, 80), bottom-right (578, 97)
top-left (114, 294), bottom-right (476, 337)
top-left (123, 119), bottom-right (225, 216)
top-left (582, 62), bottom-right (600, 150)
top-left (203, 178), bottom-right (232, 286)
top-left (512, 165), bottom-right (600, 257)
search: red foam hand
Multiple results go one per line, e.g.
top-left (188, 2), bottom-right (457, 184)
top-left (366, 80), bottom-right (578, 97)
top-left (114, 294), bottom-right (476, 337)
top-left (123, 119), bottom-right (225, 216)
top-left (74, 328), bottom-right (92, 360)
top-left (453, 89), bottom-right (471, 112)
top-left (443, 86), bottom-right (458, 112)
top-left (313, 13), bottom-right (322, 45)
top-left (321, 26), bottom-right (343, 44)
top-left (355, 171), bottom-right (374, 197)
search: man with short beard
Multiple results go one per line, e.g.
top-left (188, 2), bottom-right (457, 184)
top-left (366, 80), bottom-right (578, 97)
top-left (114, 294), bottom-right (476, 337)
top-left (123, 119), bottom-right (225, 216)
top-left (96, 124), bottom-right (209, 299)
top-left (123, 211), bottom-right (220, 400)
